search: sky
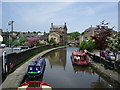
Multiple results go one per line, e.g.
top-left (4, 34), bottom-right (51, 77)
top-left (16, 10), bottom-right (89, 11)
top-left (1, 1), bottom-right (119, 33)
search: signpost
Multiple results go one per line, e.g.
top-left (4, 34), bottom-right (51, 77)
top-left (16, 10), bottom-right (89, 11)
top-left (2, 51), bottom-right (8, 74)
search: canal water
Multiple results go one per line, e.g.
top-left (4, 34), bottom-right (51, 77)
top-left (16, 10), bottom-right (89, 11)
top-left (24, 47), bottom-right (118, 88)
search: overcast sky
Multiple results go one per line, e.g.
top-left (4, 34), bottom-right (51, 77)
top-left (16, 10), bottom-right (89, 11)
top-left (1, 1), bottom-right (118, 33)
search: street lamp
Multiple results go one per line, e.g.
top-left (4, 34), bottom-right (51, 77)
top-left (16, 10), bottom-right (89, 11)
top-left (8, 21), bottom-right (14, 51)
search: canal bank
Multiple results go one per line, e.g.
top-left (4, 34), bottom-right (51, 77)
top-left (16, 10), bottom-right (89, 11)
top-left (88, 50), bottom-right (120, 87)
top-left (90, 62), bottom-right (120, 87)
top-left (1, 46), bottom-right (66, 89)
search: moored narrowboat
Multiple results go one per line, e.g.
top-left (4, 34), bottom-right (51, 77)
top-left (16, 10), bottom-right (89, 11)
top-left (26, 58), bottom-right (46, 78)
top-left (71, 50), bottom-right (89, 65)
top-left (17, 81), bottom-right (52, 90)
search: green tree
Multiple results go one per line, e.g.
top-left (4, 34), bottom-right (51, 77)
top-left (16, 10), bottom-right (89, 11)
top-left (67, 32), bottom-right (80, 40)
top-left (19, 36), bottom-right (26, 45)
top-left (108, 32), bottom-right (120, 60)
top-left (79, 40), bottom-right (95, 51)
top-left (49, 38), bottom-right (56, 44)
top-left (12, 40), bottom-right (20, 46)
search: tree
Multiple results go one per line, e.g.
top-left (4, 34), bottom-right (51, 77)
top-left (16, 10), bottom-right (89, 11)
top-left (91, 23), bottom-right (112, 50)
top-left (49, 38), bottom-right (56, 44)
top-left (24, 36), bottom-right (40, 47)
top-left (12, 40), bottom-right (20, 46)
top-left (19, 36), bottom-right (26, 45)
top-left (91, 21), bottom-right (113, 59)
top-left (108, 32), bottom-right (120, 60)
top-left (79, 40), bottom-right (95, 51)
top-left (67, 32), bottom-right (80, 40)
top-left (33, 31), bottom-right (37, 34)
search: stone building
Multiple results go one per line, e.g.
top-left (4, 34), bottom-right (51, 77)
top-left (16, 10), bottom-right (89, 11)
top-left (80, 25), bottom-right (117, 43)
top-left (48, 23), bottom-right (67, 45)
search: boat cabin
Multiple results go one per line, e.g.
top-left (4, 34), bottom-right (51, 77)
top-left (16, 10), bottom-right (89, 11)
top-left (71, 51), bottom-right (89, 65)
top-left (26, 58), bottom-right (46, 77)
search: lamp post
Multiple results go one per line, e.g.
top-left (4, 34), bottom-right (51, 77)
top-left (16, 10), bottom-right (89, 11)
top-left (8, 21), bottom-right (14, 35)
top-left (8, 21), bottom-right (14, 51)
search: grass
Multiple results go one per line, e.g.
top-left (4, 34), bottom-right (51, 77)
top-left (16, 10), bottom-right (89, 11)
top-left (7, 46), bottom-right (61, 74)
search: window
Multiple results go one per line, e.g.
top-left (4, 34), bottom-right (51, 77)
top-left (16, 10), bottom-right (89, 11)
top-left (29, 67), bottom-right (32, 70)
top-left (36, 67), bottom-right (39, 71)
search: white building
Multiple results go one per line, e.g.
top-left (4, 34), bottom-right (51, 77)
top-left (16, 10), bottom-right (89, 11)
top-left (0, 29), bottom-right (3, 44)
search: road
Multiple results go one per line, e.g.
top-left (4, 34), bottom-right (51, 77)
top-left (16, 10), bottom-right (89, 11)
top-left (0, 47), bottom-right (28, 57)
top-left (92, 50), bottom-right (120, 60)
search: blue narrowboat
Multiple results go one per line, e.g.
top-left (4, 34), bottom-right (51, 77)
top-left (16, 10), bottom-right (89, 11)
top-left (26, 58), bottom-right (46, 78)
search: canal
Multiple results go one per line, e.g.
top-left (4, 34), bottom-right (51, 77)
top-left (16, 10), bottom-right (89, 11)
top-left (24, 47), bottom-right (118, 88)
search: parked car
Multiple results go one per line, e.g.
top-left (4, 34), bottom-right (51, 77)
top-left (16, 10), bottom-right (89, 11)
top-left (105, 53), bottom-right (116, 61)
top-left (20, 46), bottom-right (29, 49)
top-left (100, 50), bottom-right (111, 57)
top-left (13, 47), bottom-right (22, 50)
top-left (0, 44), bottom-right (6, 48)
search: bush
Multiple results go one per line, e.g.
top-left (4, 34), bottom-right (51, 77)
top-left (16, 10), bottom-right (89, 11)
top-left (49, 38), bottom-right (56, 44)
top-left (79, 40), bottom-right (95, 51)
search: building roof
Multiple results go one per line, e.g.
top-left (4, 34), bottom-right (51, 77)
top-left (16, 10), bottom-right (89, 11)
top-left (39, 32), bottom-right (49, 40)
top-left (84, 26), bottom-right (117, 33)
top-left (52, 25), bottom-right (65, 29)
top-left (84, 27), bottom-right (98, 32)
top-left (50, 23), bottom-right (67, 30)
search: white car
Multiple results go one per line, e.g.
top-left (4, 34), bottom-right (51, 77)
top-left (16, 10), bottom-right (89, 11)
top-left (0, 44), bottom-right (6, 48)
top-left (105, 53), bottom-right (115, 61)
top-left (13, 47), bottom-right (22, 50)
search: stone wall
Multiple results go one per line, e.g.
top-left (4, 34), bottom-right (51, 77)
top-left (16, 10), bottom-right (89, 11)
top-left (5, 45), bottom-right (57, 72)
top-left (88, 52), bottom-right (120, 73)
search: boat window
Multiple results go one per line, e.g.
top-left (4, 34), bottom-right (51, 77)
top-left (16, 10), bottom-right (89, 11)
top-left (77, 56), bottom-right (80, 60)
top-left (36, 67), bottom-right (40, 71)
top-left (29, 67), bottom-right (32, 70)
top-left (84, 55), bottom-right (86, 60)
top-left (74, 56), bottom-right (77, 59)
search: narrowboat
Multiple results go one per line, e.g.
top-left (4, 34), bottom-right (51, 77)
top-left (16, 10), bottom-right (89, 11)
top-left (17, 81), bottom-right (52, 90)
top-left (71, 50), bottom-right (89, 65)
top-left (26, 58), bottom-right (46, 78)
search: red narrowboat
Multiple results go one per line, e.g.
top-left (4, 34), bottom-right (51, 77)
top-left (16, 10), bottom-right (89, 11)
top-left (71, 50), bottom-right (89, 65)
top-left (17, 81), bottom-right (52, 90)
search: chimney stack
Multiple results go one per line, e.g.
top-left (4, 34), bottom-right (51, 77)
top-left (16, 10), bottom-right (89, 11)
top-left (51, 23), bottom-right (53, 27)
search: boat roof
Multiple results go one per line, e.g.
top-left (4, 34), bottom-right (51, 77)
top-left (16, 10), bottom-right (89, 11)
top-left (72, 51), bottom-right (86, 56)
top-left (29, 58), bottom-right (45, 67)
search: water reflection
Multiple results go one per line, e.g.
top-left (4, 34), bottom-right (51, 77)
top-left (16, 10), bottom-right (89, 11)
top-left (91, 78), bottom-right (113, 89)
top-left (45, 48), bottom-right (66, 69)
top-left (72, 65), bottom-right (95, 75)
top-left (23, 47), bottom-right (119, 88)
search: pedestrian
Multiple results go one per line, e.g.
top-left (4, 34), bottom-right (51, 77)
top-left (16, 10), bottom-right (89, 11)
top-left (84, 49), bottom-right (87, 54)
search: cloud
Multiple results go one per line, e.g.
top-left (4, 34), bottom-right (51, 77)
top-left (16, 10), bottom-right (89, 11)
top-left (2, 0), bottom-right (120, 2)
top-left (2, 2), bottom-right (73, 31)
top-left (82, 2), bottom-right (117, 16)
top-left (2, 2), bottom-right (118, 32)
top-left (84, 7), bottom-right (95, 15)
